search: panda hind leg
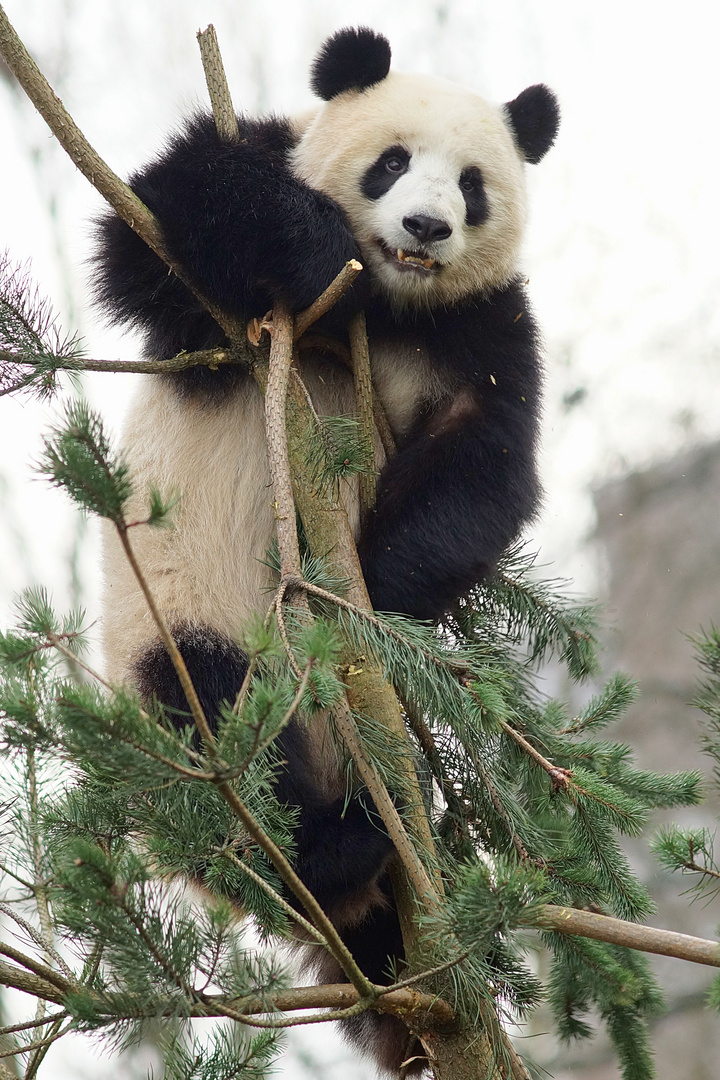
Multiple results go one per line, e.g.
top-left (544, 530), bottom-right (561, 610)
top-left (132, 626), bottom-right (396, 917)
top-left (132, 626), bottom-right (420, 1073)
top-left (132, 624), bottom-right (249, 738)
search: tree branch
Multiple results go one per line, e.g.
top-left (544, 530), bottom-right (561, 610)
top-left (0, 347), bottom-right (241, 383)
top-left (196, 25), bottom-right (240, 145)
top-left (0, 5), bottom-right (247, 344)
top-left (530, 905), bottom-right (720, 967)
top-left (294, 260), bottom-right (363, 339)
top-left (348, 310), bottom-right (376, 516)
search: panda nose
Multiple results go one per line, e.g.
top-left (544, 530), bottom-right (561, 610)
top-left (402, 215), bottom-right (453, 244)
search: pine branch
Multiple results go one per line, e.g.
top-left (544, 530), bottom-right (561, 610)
top-left (0, 346), bottom-right (242, 391)
top-left (0, 960), bottom-right (66, 1007)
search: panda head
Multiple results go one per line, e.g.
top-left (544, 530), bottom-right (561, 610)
top-left (291, 28), bottom-right (560, 308)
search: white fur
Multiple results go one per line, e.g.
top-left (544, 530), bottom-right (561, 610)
top-left (102, 358), bottom-right (384, 681)
top-left (291, 71), bottom-right (528, 307)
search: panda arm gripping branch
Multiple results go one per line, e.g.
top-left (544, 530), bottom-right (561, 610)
top-left (94, 112), bottom-right (363, 368)
top-left (359, 285), bottom-right (541, 621)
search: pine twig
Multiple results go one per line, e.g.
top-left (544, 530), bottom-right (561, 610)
top-left (220, 660), bottom-right (313, 781)
top-left (0, 1023), bottom-right (70, 1063)
top-left (0, 347), bottom-right (239, 385)
top-left (0, 1014), bottom-right (68, 1040)
top-left (497, 718), bottom-right (573, 790)
top-left (23, 1014), bottom-right (69, 1079)
top-left (219, 848), bottom-right (328, 947)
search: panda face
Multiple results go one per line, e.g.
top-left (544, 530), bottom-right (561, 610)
top-left (291, 72), bottom-right (529, 308)
top-left (358, 142), bottom-right (492, 304)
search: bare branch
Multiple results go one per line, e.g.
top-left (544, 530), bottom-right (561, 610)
top-left (348, 310), bottom-right (376, 516)
top-left (0, 5), bottom-right (244, 344)
top-left (263, 304), bottom-right (303, 581)
top-left (498, 718), bottom-right (573, 790)
top-left (294, 260), bottom-right (363, 339)
top-left (197, 25), bottom-right (240, 144)
top-left (531, 904), bottom-right (720, 968)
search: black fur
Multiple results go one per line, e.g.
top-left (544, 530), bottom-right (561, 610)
top-left (93, 112), bottom-right (361, 391)
top-left (310, 27), bottom-right (391, 101)
top-left (134, 626), bottom-right (396, 931)
top-left (358, 284), bottom-right (541, 619)
top-left (361, 145), bottom-right (410, 200)
top-left (459, 165), bottom-right (489, 226)
top-left (505, 84), bottom-right (560, 164)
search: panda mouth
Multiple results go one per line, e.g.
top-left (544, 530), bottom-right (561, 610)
top-left (378, 241), bottom-right (439, 274)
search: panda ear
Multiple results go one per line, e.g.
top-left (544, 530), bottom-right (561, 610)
top-left (311, 27), bottom-right (391, 101)
top-left (504, 85), bottom-right (560, 164)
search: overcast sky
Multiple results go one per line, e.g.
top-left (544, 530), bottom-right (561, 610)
top-left (1, 1), bottom-right (720, 1075)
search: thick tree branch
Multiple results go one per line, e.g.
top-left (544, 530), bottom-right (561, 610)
top-left (0, 960), bottom-right (66, 1007)
top-left (530, 905), bottom-right (720, 967)
top-left (348, 310), bottom-right (377, 516)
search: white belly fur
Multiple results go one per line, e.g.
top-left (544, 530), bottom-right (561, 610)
top-left (101, 356), bottom-right (389, 683)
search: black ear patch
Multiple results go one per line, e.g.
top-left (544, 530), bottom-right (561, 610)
top-left (504, 85), bottom-right (560, 164)
top-left (311, 27), bottom-right (391, 101)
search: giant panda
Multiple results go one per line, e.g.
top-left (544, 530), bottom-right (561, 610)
top-left (95, 26), bottom-right (559, 1076)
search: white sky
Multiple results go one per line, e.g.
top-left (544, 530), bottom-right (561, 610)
top-left (1, 0), bottom-right (720, 1075)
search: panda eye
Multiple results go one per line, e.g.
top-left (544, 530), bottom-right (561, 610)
top-left (361, 147), bottom-right (410, 200)
top-left (383, 148), bottom-right (409, 175)
top-left (459, 167), bottom-right (481, 192)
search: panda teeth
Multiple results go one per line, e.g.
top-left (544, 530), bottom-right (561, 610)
top-left (396, 248), bottom-right (436, 270)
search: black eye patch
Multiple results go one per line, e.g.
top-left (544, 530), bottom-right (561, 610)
top-left (459, 166), bottom-right (488, 226)
top-left (361, 145), bottom-right (411, 200)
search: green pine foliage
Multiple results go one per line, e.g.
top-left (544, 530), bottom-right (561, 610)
top-left (0, 401), bottom-right (709, 1080)
top-left (0, 254), bottom-right (83, 398)
top-left (651, 627), bottom-right (720, 1011)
